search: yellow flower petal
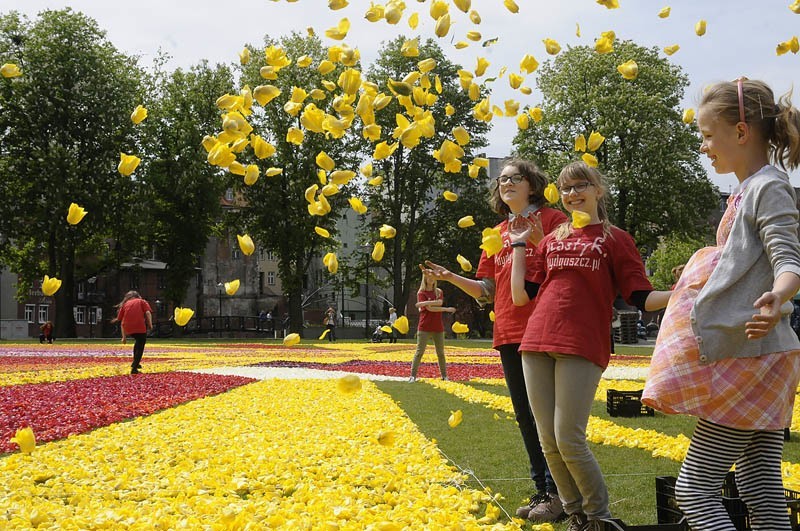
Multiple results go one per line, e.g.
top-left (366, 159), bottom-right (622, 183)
top-left (66, 203), bottom-right (88, 225)
top-left (695, 19), bottom-right (707, 36)
top-left (454, 0), bottom-right (471, 12)
top-left (266, 167), bottom-right (283, 177)
top-left (443, 191), bottom-right (458, 202)
top-left (283, 332), bottom-right (301, 346)
top-left (379, 224), bottom-right (397, 239)
top-left (587, 131), bottom-right (606, 152)
top-left (448, 410), bottom-right (463, 428)
top-left (337, 374), bottom-right (362, 394)
top-left (349, 197), bottom-right (368, 214)
top-left (544, 183), bottom-right (560, 204)
top-left (663, 44), bottom-right (680, 56)
top-left (529, 107), bottom-right (543, 122)
top-left (458, 215), bottom-right (475, 228)
top-left (239, 47), bottom-right (251, 65)
top-left (452, 126), bottom-right (470, 146)
top-left (118, 152), bottom-right (141, 176)
top-left (318, 328), bottom-right (330, 340)
top-left (791, 0), bottom-right (800, 13)
top-left (470, 9), bottom-right (481, 23)
top-left (408, 12), bottom-right (419, 29)
top-left (658, 6), bottom-right (671, 18)
top-left (480, 227), bottom-right (503, 257)
top-left (373, 141), bottom-right (398, 160)
top-left (244, 164), bottom-right (259, 186)
top-left (519, 54), bottom-right (539, 74)
top-left (130, 105), bottom-right (148, 124)
top-left (452, 321), bottom-right (470, 334)
top-left (617, 59), bottom-right (639, 80)
top-left (253, 85), bottom-right (281, 106)
top-left (682, 108), bottom-right (695, 124)
top-left (173, 307), bottom-right (194, 327)
top-left (372, 241), bottom-right (385, 262)
top-left (41, 275), bottom-right (62, 296)
top-left (393, 315), bottom-right (409, 334)
top-left (434, 13), bottom-right (451, 37)
top-left (581, 153), bottom-right (599, 167)
top-left (10, 427), bottom-right (35, 454)
top-left (574, 134), bottom-right (587, 152)
top-left (489, 310), bottom-right (496, 322)
top-left (315, 227), bottom-right (330, 238)
top-left (325, 17), bottom-right (351, 40)
top-left (316, 151), bottom-right (336, 172)
top-left (368, 176), bottom-right (384, 186)
top-left (572, 210), bottom-right (592, 229)
top-left (503, 0), bottom-right (519, 13)
top-left (286, 127), bottom-right (304, 145)
top-left (596, 0), bottom-right (619, 8)
top-left (224, 280), bottom-right (240, 295)
top-left (418, 57), bottom-right (437, 74)
top-left (0, 63), bottom-right (22, 78)
top-left (237, 234), bottom-right (255, 256)
top-left (456, 254), bottom-right (472, 272)
top-left (595, 35), bottom-right (614, 54)
top-left (323, 252), bottom-right (339, 274)
top-left (543, 38), bottom-right (561, 55)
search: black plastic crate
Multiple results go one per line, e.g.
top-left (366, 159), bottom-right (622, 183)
top-left (607, 389), bottom-right (655, 417)
top-left (603, 518), bottom-right (689, 530)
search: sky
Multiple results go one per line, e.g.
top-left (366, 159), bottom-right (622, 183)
top-left (3, 0), bottom-right (800, 192)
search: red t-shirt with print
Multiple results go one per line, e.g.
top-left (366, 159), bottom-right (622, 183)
top-left (117, 298), bottom-right (152, 335)
top-left (476, 207), bottom-right (568, 348)
top-left (417, 289), bottom-right (445, 333)
top-left (520, 223), bottom-right (652, 368)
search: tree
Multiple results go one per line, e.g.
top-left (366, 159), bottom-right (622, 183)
top-left (514, 40), bottom-right (718, 251)
top-left (231, 32), bottom-right (368, 335)
top-left (362, 37), bottom-right (492, 315)
top-left (140, 60), bottom-right (235, 310)
top-left (646, 235), bottom-right (706, 290)
top-left (0, 9), bottom-right (145, 337)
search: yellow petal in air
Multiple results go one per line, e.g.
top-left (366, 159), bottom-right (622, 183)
top-left (456, 255), bottom-right (472, 272)
top-left (296, 55), bottom-right (313, 67)
top-left (393, 315), bottom-right (410, 334)
top-left (325, 17), bottom-right (350, 40)
top-left (372, 241), bottom-right (385, 262)
top-left (337, 374), bottom-right (362, 394)
top-left (468, 164), bottom-right (480, 178)
top-left (349, 197), bottom-right (368, 214)
top-left (658, 6), bottom-right (671, 18)
top-left (434, 13), bottom-right (451, 38)
top-left (130, 105), bottom-right (148, 124)
top-left (572, 210), bottom-right (592, 229)
top-left (373, 141), bottom-right (398, 160)
top-left (448, 410), bottom-right (463, 428)
top-left (617, 60), bottom-right (639, 80)
top-left (379, 224), bottom-right (397, 239)
top-left (520, 54), bottom-right (539, 74)
top-left (596, 0), bottom-right (619, 8)
top-left (663, 44), bottom-right (680, 56)
top-left (776, 36), bottom-right (799, 56)
top-left (529, 107), bottom-right (543, 122)
top-left (429, 0), bottom-right (449, 19)
top-left (224, 280), bottom-right (240, 295)
top-left (239, 47), bottom-right (251, 65)
top-left (368, 175), bottom-right (384, 186)
top-left (503, 0), bottom-right (519, 13)
top-left (791, 0), bottom-right (800, 13)
top-left (365, 2), bottom-right (385, 22)
top-left (543, 38), bottom-right (561, 55)
top-left (544, 183), bottom-right (560, 204)
top-left (458, 216), bottom-right (475, 228)
top-left (41, 275), bottom-right (62, 297)
top-left (316, 151), bottom-right (336, 172)
top-left (0, 63), bottom-right (22, 78)
top-left (475, 57), bottom-right (490, 77)
top-left (516, 113), bottom-right (530, 130)
top-left (418, 57), bottom-right (437, 74)
top-left (587, 131), bottom-right (606, 152)
top-left (480, 227), bottom-right (503, 257)
top-left (118, 153), bottom-right (141, 176)
top-left (286, 127), bottom-right (304, 145)
top-left (251, 135), bottom-right (276, 159)
top-left (401, 37), bottom-right (420, 57)
top-left (452, 321), bottom-right (470, 334)
top-left (452, 126), bottom-right (470, 146)
top-left (445, 104), bottom-right (456, 116)
top-left (470, 9), bottom-right (481, 23)
top-left (315, 226), bottom-right (331, 238)
top-left (576, 22), bottom-right (581, 37)
top-left (329, 0), bottom-right (348, 9)
top-left (473, 157), bottom-right (489, 168)
top-left (595, 35), bottom-right (614, 54)
top-left (323, 252), bottom-right (339, 274)
top-left (66, 203), bottom-right (88, 225)
top-left (443, 191), bottom-right (458, 202)
top-left (574, 134), bottom-right (587, 152)
top-left (489, 310), bottom-right (496, 322)
top-left (10, 427), bottom-right (35, 454)
top-left (266, 167), bottom-right (283, 177)
top-left (253, 85), bottom-right (281, 106)
top-left (174, 307), bottom-right (195, 327)
top-left (283, 332), bottom-right (301, 346)
top-left (581, 153), bottom-right (599, 167)
top-left (695, 19), bottom-right (707, 36)
top-left (244, 164), bottom-right (259, 186)
top-left (408, 12), bottom-right (419, 29)
top-left (682, 108), bottom-right (695, 124)
top-left (454, 0), bottom-right (471, 12)
top-left (506, 72), bottom-right (523, 90)
top-left (237, 234), bottom-right (255, 255)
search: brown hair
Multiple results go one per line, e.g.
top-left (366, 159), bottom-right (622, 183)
top-left (552, 161), bottom-right (613, 240)
top-left (700, 79), bottom-right (800, 170)
top-left (488, 158), bottom-right (550, 215)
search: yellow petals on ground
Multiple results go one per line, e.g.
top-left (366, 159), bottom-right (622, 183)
top-left (393, 315), bottom-right (410, 334)
top-left (776, 36), bottom-right (800, 55)
top-left (458, 216), bottom-right (475, 228)
top-left (316, 151), bottom-right (335, 172)
top-left (349, 197), bottom-right (368, 214)
top-left (617, 60), bottom-right (639, 80)
top-left (336, 374), bottom-right (362, 394)
top-left (66, 203), bottom-right (88, 225)
top-left (41, 275), bottom-right (62, 296)
top-left (379, 224), bottom-right (397, 239)
top-left (456, 254), bottom-right (472, 272)
top-left (372, 241), bottom-right (386, 262)
top-left (658, 6), bottom-right (671, 18)
top-left (574, 134), bottom-right (587, 152)
top-left (581, 152), bottom-right (599, 167)
top-left (572, 210), bottom-right (592, 229)
top-left (588, 131), bottom-right (606, 151)
top-left (542, 38), bottom-right (561, 55)
top-left (10, 427), bottom-right (35, 454)
top-left (323, 252), bottom-right (339, 274)
top-left (377, 431), bottom-right (396, 446)
top-left (443, 191), bottom-right (458, 202)
top-left (448, 409), bottom-right (463, 428)
top-left (544, 183), bottom-right (560, 204)
top-left (315, 226), bottom-right (331, 238)
top-left (0, 63), bottom-right (22, 78)
top-left (283, 332), bottom-right (301, 346)
top-left (695, 19), bottom-right (707, 36)
top-left (173, 307), bottom-right (194, 326)
top-left (682, 108), bottom-right (695, 124)
top-left (480, 227), bottom-right (503, 257)
top-left (118, 153), bottom-right (141, 176)
top-left (130, 105), bottom-right (148, 124)
top-left (663, 44), bottom-right (680, 56)
top-left (237, 234), bottom-right (255, 256)
top-left (224, 280), bottom-right (240, 295)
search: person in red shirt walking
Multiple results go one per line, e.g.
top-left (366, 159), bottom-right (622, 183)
top-left (113, 290), bottom-right (153, 375)
top-left (510, 161), bottom-right (671, 531)
top-left (422, 158), bottom-right (567, 522)
top-left (408, 271), bottom-right (455, 382)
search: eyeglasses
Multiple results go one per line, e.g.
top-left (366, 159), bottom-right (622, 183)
top-left (559, 182), bottom-right (593, 195)
top-left (497, 174), bottom-right (525, 185)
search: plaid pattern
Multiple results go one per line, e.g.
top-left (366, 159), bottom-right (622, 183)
top-left (643, 192), bottom-right (800, 430)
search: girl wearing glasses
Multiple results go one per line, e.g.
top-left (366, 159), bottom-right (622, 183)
top-left (643, 79), bottom-right (800, 531)
top-left (509, 161), bottom-right (671, 531)
top-left (422, 158), bottom-right (568, 522)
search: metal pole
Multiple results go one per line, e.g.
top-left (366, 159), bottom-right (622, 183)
top-left (365, 254), bottom-right (370, 339)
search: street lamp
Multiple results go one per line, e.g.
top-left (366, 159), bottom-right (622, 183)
top-left (216, 282), bottom-right (223, 316)
top-left (361, 245), bottom-right (371, 339)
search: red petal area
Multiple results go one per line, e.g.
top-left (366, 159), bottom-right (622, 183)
top-left (0, 372), bottom-right (253, 453)
top-left (252, 360), bottom-right (505, 380)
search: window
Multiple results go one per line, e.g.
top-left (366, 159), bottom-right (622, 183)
top-left (25, 305), bottom-right (35, 323)
top-left (89, 307), bottom-right (98, 325)
top-left (77, 281), bottom-right (85, 300)
top-left (267, 251), bottom-right (277, 261)
top-left (267, 271), bottom-right (275, 286)
top-left (75, 306), bottom-right (85, 325)
top-left (225, 188), bottom-right (234, 201)
top-left (38, 305), bottom-right (49, 324)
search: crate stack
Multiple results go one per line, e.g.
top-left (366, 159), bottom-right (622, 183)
top-left (607, 389), bottom-right (655, 417)
top-left (614, 310), bottom-right (639, 344)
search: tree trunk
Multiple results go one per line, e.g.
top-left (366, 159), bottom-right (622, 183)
top-left (55, 248), bottom-right (76, 338)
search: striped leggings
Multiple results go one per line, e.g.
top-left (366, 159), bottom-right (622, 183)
top-left (675, 418), bottom-right (789, 530)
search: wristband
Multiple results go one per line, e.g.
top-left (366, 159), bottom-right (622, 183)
top-left (510, 241), bottom-right (526, 248)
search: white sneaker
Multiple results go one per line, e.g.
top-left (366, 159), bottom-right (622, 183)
top-left (408, 376), bottom-right (417, 382)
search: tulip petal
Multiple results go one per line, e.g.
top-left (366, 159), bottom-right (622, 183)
top-left (66, 203), bottom-right (88, 225)
top-left (283, 333), bottom-right (301, 346)
top-left (448, 410), bottom-right (463, 428)
top-left (237, 234), bottom-right (255, 256)
top-left (572, 210), bottom-right (592, 229)
top-left (393, 315), bottom-right (409, 334)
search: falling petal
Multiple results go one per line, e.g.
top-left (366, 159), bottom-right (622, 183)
top-left (489, 310), bottom-right (496, 322)
top-left (316, 151), bottom-right (336, 172)
top-left (658, 6), bottom-right (671, 18)
top-left (452, 321), bottom-right (470, 334)
top-left (118, 153), bottom-right (141, 176)
top-left (418, 57), bottom-right (437, 73)
top-left (318, 328), bottom-right (330, 340)
top-left (544, 183), bottom-right (559, 204)
top-left (587, 131), bottom-right (605, 152)
top-left (503, 0), bottom-right (519, 13)
top-left (224, 280), bottom-right (240, 295)
top-left (130, 105), bottom-right (148, 124)
top-left (408, 12), bottom-right (419, 29)
top-left (663, 44), bottom-right (680, 56)
top-left (379, 224), bottom-right (397, 239)
top-left (337, 374), bottom-right (362, 394)
top-left (617, 60), bottom-right (639, 80)
top-left (372, 241), bottom-right (385, 262)
top-left (480, 227), bottom-right (503, 257)
top-left (239, 47), bottom-right (251, 65)
top-left (682, 108), bottom-right (695, 124)
top-left (456, 254), bottom-right (472, 272)
top-left (572, 210), bottom-right (592, 228)
top-left (443, 191), bottom-right (458, 201)
top-left (173, 307), bottom-right (194, 327)
top-left (448, 410), bottom-right (463, 428)
top-left (0, 63), bottom-right (22, 78)
top-left (66, 203), bottom-right (88, 225)
top-left (244, 164), bottom-right (259, 186)
top-left (791, 0), bottom-right (800, 13)
top-left (325, 17), bottom-right (351, 40)
top-left (286, 127), bottom-right (304, 145)
top-left (576, 22), bottom-right (581, 37)
top-left (542, 38), bottom-right (561, 55)
top-left (434, 13), bottom-right (451, 37)
top-left (529, 107), bottom-right (543, 122)
top-left (596, 0), bottom-right (619, 8)
top-left (41, 275), bottom-right (62, 297)
top-left (469, 9), bottom-right (481, 23)
top-left (574, 134), bottom-right (587, 152)
top-left (368, 176), bottom-right (384, 186)
top-left (10, 427), bottom-right (35, 454)
top-left (283, 333), bottom-right (301, 346)
top-left (458, 216), bottom-right (475, 228)
top-left (393, 315), bottom-right (409, 334)
top-left (315, 227), bottom-right (330, 238)
top-left (349, 197), bottom-right (368, 214)
top-left (581, 153), bottom-right (599, 167)
top-left (595, 35), bottom-right (614, 54)
top-left (323, 252), bottom-right (339, 274)
top-left (266, 167), bottom-right (283, 177)
top-left (519, 54), bottom-right (539, 74)
top-left (237, 234), bottom-right (255, 256)
top-left (695, 19), bottom-right (707, 36)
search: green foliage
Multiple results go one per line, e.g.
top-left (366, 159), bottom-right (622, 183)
top-left (646, 235), bottom-right (706, 290)
top-left (363, 37), bottom-right (493, 313)
top-left (0, 8), bottom-right (145, 336)
top-left (514, 40), bottom-right (719, 251)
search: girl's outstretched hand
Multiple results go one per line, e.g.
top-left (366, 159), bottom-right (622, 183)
top-left (526, 212), bottom-right (544, 245)
top-left (423, 260), bottom-right (452, 281)
top-left (508, 215), bottom-right (533, 244)
top-left (746, 291), bottom-right (782, 339)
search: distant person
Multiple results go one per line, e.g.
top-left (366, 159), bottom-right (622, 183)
top-left (324, 307), bottom-right (336, 342)
top-left (39, 321), bottom-right (54, 344)
top-left (112, 290), bottom-right (153, 374)
top-left (258, 310), bottom-right (267, 331)
top-left (409, 269), bottom-right (455, 382)
top-left (388, 306), bottom-right (399, 343)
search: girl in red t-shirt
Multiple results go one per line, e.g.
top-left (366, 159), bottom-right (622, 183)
top-left (509, 162), bottom-right (671, 530)
top-left (408, 271), bottom-right (455, 382)
top-left (113, 290), bottom-right (153, 374)
top-left (422, 158), bottom-right (567, 521)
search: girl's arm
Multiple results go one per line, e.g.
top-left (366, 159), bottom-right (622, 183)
top-left (426, 306), bottom-right (456, 313)
top-left (509, 217), bottom-right (534, 306)
top-left (416, 299), bottom-right (443, 309)
top-left (644, 291), bottom-right (672, 311)
top-left (422, 260), bottom-right (485, 299)
top-left (746, 271), bottom-right (800, 339)
top-left (120, 324), bottom-right (127, 344)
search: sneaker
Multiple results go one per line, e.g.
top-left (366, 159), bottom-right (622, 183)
top-left (515, 492), bottom-right (549, 518)
top-left (564, 512), bottom-right (587, 531)
top-left (581, 519), bottom-right (605, 531)
top-left (408, 376), bottom-right (417, 383)
top-left (528, 493), bottom-right (566, 522)
top-left (130, 368), bottom-right (140, 375)
top-left (441, 376), bottom-right (449, 381)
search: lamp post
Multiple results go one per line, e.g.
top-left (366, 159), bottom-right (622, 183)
top-left (216, 282), bottom-right (223, 316)
top-left (362, 245), bottom-right (371, 339)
